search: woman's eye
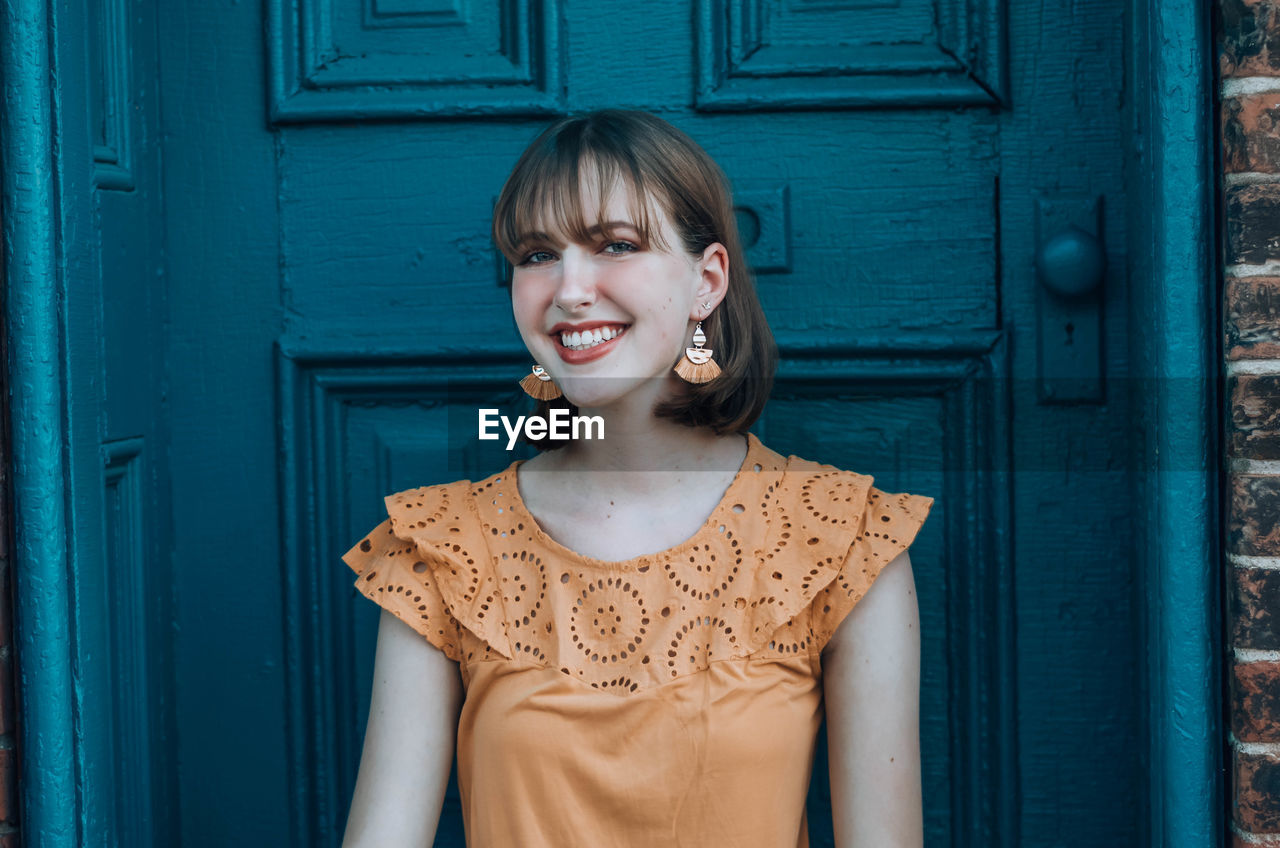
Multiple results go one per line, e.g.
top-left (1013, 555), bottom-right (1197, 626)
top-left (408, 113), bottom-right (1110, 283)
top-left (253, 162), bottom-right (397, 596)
top-left (516, 241), bottom-right (635, 266)
top-left (517, 250), bottom-right (554, 266)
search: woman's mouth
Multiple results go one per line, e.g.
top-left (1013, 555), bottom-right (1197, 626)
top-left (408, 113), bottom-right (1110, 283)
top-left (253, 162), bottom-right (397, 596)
top-left (557, 324), bottom-right (628, 351)
top-left (551, 324), bottom-right (629, 364)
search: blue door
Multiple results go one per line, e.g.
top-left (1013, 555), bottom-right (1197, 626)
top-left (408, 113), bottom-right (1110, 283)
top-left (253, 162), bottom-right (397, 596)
top-left (45, 0), bottom-right (1155, 845)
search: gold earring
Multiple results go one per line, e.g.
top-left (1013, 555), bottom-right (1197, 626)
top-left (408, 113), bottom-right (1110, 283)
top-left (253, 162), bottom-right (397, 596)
top-left (519, 365), bottom-right (563, 400)
top-left (674, 321), bottom-right (721, 384)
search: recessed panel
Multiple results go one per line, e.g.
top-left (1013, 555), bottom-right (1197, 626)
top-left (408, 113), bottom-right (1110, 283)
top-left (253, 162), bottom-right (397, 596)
top-left (89, 0), bottom-right (134, 189)
top-left (762, 0), bottom-right (934, 52)
top-left (696, 0), bottom-right (1006, 109)
top-left (365, 0), bottom-right (463, 27)
top-left (269, 0), bottom-right (565, 121)
top-left (280, 347), bottom-right (1004, 846)
top-left (99, 438), bottom-right (160, 843)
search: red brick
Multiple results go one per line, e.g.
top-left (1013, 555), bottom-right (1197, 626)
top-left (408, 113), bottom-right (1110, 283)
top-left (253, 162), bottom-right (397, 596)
top-left (1225, 94), bottom-right (1280, 173)
top-left (1221, 0), bottom-right (1280, 77)
top-left (1233, 660), bottom-right (1280, 742)
top-left (1229, 475), bottom-right (1280, 556)
top-left (1227, 184), bottom-right (1280, 264)
top-left (0, 749), bottom-right (14, 823)
top-left (0, 565), bottom-right (12, 653)
top-left (1232, 375), bottom-right (1280, 459)
top-left (1232, 566), bottom-right (1280, 650)
top-left (1234, 747), bottom-right (1280, 832)
top-left (1227, 276), bottom-right (1280, 359)
top-left (0, 655), bottom-right (14, 739)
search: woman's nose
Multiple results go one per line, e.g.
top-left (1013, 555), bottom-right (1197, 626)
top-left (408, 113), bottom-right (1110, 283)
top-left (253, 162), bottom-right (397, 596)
top-left (552, 251), bottom-right (597, 313)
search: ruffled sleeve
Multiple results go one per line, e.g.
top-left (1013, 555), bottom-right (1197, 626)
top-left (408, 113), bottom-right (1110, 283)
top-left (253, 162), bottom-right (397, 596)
top-left (342, 515), bottom-right (465, 662)
top-left (809, 484), bottom-right (935, 652)
top-left (346, 481), bottom-right (515, 665)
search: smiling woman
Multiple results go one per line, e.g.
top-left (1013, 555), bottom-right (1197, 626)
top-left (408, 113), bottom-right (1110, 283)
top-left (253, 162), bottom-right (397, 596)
top-left (338, 110), bottom-right (935, 848)
top-left (492, 111), bottom-right (777, 430)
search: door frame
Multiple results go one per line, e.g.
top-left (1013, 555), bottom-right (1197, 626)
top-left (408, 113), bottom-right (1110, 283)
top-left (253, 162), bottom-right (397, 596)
top-left (1127, 1), bottom-right (1224, 845)
top-left (0, 0), bottom-right (98, 845)
top-left (0, 0), bottom-right (1222, 845)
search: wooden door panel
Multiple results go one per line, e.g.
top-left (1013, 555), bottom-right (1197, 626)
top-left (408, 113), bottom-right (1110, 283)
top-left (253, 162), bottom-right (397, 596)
top-left (269, 0), bottom-right (564, 120)
top-left (695, 0), bottom-right (1004, 108)
top-left (90, 0), bottom-right (175, 843)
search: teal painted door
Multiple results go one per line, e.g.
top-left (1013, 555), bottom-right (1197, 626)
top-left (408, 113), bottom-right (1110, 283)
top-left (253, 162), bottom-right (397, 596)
top-left (87, 0), bottom-right (178, 842)
top-left (150, 1), bottom-right (1138, 845)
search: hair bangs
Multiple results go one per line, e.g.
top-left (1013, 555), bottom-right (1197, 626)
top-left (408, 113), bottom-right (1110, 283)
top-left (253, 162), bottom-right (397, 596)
top-left (493, 136), bottom-right (672, 268)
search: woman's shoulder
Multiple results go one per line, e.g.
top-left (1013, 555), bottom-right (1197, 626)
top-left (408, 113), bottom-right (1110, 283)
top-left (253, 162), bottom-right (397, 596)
top-left (751, 438), bottom-right (934, 560)
top-left (371, 469), bottom-right (520, 662)
top-left (383, 461), bottom-right (519, 538)
top-left (757, 437), bottom-right (932, 506)
top-left (752, 437), bottom-right (873, 505)
top-left (747, 439), bottom-right (935, 655)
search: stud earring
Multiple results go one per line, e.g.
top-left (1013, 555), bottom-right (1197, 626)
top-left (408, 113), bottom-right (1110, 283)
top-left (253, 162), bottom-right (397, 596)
top-left (674, 321), bottom-right (721, 384)
top-left (519, 364), bottom-right (563, 400)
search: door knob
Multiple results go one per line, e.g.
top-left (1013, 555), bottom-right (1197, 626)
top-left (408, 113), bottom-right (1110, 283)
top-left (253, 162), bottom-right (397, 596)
top-left (1035, 226), bottom-right (1105, 297)
top-left (1034, 196), bottom-right (1104, 405)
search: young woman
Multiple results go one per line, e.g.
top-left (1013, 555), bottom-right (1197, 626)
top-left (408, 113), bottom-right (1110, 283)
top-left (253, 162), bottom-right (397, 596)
top-left (339, 110), bottom-right (934, 848)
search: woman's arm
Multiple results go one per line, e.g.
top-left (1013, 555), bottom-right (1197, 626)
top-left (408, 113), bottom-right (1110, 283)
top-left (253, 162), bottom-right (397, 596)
top-left (342, 608), bottom-right (464, 848)
top-left (821, 549), bottom-right (924, 848)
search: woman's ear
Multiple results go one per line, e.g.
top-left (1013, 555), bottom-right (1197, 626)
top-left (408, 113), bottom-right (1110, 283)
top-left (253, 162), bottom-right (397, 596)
top-left (692, 242), bottom-right (730, 319)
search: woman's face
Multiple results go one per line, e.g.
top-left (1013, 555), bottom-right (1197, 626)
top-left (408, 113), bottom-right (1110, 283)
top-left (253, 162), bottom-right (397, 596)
top-left (510, 175), bottom-right (725, 412)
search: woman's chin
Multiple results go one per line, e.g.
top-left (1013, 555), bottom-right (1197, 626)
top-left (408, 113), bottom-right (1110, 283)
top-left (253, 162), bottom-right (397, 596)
top-left (557, 374), bottom-right (664, 410)
top-left (559, 385), bottom-right (627, 410)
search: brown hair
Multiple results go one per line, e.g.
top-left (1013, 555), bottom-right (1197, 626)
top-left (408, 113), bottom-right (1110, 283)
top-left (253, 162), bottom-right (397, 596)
top-left (491, 109), bottom-right (777, 447)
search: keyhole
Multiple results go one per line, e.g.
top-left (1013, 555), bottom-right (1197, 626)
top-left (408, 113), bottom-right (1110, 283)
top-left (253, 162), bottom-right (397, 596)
top-left (1064, 321), bottom-right (1075, 345)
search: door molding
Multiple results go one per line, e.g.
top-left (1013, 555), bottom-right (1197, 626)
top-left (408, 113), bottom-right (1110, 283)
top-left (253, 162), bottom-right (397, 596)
top-left (1128, 1), bottom-right (1223, 845)
top-left (278, 337), bottom-right (1014, 846)
top-left (0, 0), bottom-right (95, 845)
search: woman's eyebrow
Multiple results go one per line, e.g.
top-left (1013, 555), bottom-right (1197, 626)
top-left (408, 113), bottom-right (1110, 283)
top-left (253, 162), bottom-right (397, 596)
top-left (516, 220), bottom-right (639, 245)
top-left (588, 220), bottom-right (639, 234)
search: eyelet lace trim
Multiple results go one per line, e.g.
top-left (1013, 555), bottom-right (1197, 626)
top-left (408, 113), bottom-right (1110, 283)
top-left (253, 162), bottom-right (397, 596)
top-left (343, 444), bottom-right (934, 695)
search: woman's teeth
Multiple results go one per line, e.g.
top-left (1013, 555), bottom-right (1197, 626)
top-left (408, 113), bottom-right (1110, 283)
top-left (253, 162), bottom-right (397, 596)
top-left (560, 325), bottom-right (626, 351)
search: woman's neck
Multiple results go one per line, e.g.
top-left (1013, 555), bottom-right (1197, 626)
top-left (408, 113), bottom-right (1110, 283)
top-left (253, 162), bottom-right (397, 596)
top-left (554, 423), bottom-right (744, 476)
top-left (530, 381), bottom-right (748, 494)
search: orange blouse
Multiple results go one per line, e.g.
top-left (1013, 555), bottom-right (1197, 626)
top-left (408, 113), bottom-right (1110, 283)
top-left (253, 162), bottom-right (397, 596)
top-left (341, 432), bottom-right (934, 848)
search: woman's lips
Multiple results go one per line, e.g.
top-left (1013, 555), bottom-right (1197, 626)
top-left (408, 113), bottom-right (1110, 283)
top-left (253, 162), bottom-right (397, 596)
top-left (552, 326), bottom-right (627, 364)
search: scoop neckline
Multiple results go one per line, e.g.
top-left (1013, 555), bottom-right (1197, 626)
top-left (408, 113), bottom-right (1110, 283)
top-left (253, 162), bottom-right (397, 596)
top-left (504, 432), bottom-right (763, 571)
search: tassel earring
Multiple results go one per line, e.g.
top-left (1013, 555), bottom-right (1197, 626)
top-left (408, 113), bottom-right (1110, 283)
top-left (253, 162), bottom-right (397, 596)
top-left (519, 365), bottom-right (563, 400)
top-left (674, 321), bottom-right (721, 384)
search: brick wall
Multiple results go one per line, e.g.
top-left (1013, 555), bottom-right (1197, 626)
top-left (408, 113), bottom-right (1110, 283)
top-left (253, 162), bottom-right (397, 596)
top-left (1221, 1), bottom-right (1280, 844)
